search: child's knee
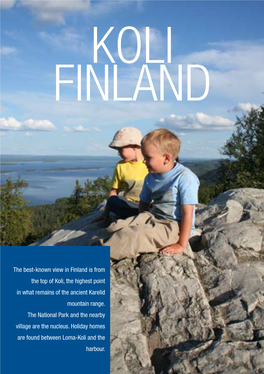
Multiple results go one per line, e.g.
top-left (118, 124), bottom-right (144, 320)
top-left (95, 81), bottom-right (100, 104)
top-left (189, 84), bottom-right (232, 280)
top-left (107, 195), bottom-right (119, 209)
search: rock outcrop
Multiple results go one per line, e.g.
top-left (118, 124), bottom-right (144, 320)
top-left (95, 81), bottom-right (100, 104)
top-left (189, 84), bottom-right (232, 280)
top-left (31, 189), bottom-right (264, 373)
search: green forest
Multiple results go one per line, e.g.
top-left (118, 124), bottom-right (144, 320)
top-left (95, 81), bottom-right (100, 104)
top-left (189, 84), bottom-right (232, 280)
top-left (1, 106), bottom-right (263, 246)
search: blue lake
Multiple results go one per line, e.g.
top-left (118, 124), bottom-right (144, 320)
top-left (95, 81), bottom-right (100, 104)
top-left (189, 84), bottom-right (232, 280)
top-left (0, 155), bottom-right (119, 205)
top-left (1, 155), bottom-right (212, 206)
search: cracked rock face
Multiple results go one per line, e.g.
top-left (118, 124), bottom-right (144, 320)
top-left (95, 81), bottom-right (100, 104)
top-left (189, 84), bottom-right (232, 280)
top-left (167, 189), bottom-right (264, 374)
top-left (31, 189), bottom-right (264, 373)
top-left (110, 264), bottom-right (152, 373)
top-left (167, 340), bottom-right (264, 374)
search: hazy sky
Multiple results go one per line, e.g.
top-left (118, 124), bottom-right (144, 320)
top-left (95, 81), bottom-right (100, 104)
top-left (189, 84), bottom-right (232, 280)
top-left (1, 0), bottom-right (264, 158)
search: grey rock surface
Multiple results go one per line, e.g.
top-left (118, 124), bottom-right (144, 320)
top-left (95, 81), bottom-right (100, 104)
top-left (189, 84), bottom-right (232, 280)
top-left (110, 262), bottom-right (153, 373)
top-left (167, 340), bottom-right (264, 374)
top-left (32, 189), bottom-right (264, 373)
top-left (139, 253), bottom-right (214, 348)
top-left (30, 201), bottom-right (107, 246)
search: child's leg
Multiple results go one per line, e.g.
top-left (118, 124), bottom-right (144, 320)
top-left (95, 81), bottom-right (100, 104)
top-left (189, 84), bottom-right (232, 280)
top-left (93, 212), bottom-right (180, 260)
top-left (107, 195), bottom-right (139, 219)
top-left (88, 213), bottom-right (138, 246)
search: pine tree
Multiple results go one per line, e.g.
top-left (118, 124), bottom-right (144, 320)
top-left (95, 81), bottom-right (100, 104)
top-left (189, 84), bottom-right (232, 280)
top-left (64, 176), bottom-right (112, 221)
top-left (0, 178), bottom-right (31, 245)
top-left (220, 106), bottom-right (264, 189)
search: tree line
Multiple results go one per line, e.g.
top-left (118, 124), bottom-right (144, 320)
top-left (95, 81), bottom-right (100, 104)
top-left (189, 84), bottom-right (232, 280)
top-left (0, 176), bottom-right (112, 246)
top-left (1, 106), bottom-right (263, 246)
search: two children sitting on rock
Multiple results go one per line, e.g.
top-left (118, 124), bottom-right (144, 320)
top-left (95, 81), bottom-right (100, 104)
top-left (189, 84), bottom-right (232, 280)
top-left (90, 127), bottom-right (199, 261)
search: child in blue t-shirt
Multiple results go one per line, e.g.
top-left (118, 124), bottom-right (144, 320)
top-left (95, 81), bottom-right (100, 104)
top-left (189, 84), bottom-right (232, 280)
top-left (139, 128), bottom-right (199, 255)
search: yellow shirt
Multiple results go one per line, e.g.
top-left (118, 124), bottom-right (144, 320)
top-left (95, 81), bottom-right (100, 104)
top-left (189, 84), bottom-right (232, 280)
top-left (111, 159), bottom-right (148, 202)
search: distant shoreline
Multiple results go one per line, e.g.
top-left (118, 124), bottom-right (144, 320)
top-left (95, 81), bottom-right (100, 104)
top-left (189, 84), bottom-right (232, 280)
top-left (0, 154), bottom-right (221, 162)
top-left (43, 167), bottom-right (105, 172)
top-left (0, 156), bottom-right (222, 206)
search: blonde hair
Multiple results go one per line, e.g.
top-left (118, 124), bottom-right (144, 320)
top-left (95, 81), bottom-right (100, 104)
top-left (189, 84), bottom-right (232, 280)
top-left (141, 128), bottom-right (181, 160)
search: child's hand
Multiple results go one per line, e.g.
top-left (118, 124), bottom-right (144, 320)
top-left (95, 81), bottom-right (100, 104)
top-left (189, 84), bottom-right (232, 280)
top-left (160, 243), bottom-right (185, 255)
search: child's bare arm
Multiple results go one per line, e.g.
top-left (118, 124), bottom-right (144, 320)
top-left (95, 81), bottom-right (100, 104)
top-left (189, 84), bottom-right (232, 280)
top-left (160, 204), bottom-right (194, 254)
top-left (139, 200), bottom-right (150, 213)
top-left (108, 188), bottom-right (119, 197)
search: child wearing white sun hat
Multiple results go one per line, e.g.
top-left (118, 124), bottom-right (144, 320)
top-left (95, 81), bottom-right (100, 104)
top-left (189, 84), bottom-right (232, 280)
top-left (97, 127), bottom-right (148, 221)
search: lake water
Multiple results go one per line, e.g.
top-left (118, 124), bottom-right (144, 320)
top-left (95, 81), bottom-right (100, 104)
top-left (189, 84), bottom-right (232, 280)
top-left (1, 155), bottom-right (212, 206)
top-left (0, 155), bottom-right (118, 205)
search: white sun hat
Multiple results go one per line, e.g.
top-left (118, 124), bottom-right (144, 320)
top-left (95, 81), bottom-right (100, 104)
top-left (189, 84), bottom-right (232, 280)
top-left (109, 127), bottom-right (143, 149)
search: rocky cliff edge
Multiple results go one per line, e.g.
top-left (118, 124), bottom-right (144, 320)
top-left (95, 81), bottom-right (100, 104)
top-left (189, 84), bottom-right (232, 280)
top-left (31, 188), bottom-right (264, 374)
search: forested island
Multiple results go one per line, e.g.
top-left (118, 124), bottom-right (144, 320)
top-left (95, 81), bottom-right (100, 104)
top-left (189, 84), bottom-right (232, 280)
top-left (1, 107), bottom-right (263, 246)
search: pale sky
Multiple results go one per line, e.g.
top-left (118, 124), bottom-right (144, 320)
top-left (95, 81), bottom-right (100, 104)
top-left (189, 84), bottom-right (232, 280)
top-left (1, 0), bottom-right (264, 158)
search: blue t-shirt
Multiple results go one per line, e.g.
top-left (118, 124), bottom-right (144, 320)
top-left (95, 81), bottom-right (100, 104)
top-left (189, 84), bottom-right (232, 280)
top-left (140, 163), bottom-right (199, 229)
